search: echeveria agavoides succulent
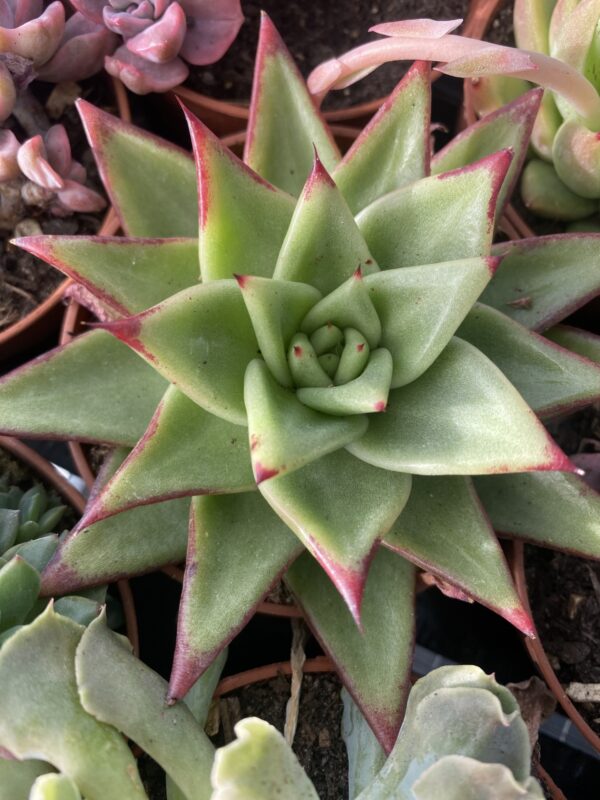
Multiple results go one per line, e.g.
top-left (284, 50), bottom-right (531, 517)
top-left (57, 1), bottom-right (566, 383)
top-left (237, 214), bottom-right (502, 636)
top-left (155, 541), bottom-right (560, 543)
top-left (1, 14), bottom-right (600, 751)
top-left (0, 608), bottom-right (541, 799)
top-left (71, 0), bottom-right (244, 93)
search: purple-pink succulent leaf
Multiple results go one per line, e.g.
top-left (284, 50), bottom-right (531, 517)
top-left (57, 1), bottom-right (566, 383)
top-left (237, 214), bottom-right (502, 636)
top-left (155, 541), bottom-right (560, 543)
top-left (370, 18), bottom-right (463, 38)
top-left (98, 282), bottom-right (258, 426)
top-left (169, 493), bottom-right (302, 701)
top-left (259, 449), bottom-right (411, 624)
top-left (56, 180), bottom-right (107, 213)
top-left (178, 0), bottom-right (243, 65)
top-left (40, 448), bottom-right (189, 596)
top-left (432, 89), bottom-right (542, 218)
top-left (550, 0), bottom-right (600, 78)
top-left (457, 303), bottom-right (600, 419)
top-left (0, 128), bottom-right (20, 180)
top-left (545, 325), bottom-right (600, 364)
top-left (0, 1), bottom-right (65, 65)
top-left (16, 134), bottom-right (64, 190)
top-left (64, 282), bottom-right (117, 323)
top-left (244, 359), bottom-right (368, 484)
top-left (105, 45), bottom-right (189, 93)
top-left (364, 257), bottom-right (498, 389)
top-left (347, 337), bottom-right (575, 475)
top-left (12, 1), bottom-right (44, 28)
top-left (69, 0), bottom-right (106, 25)
top-left (356, 150), bottom-right (512, 268)
top-left (0, 331), bottom-right (167, 446)
top-left (125, 3), bottom-right (186, 65)
top-left (44, 125), bottom-right (71, 177)
top-left (273, 156), bottom-right (378, 295)
top-left (475, 471), bottom-right (600, 559)
top-left (103, 7), bottom-right (153, 38)
top-left (286, 548), bottom-right (415, 753)
top-left (79, 385), bottom-right (255, 528)
top-left (436, 47), bottom-right (537, 77)
top-left (333, 61), bottom-right (431, 215)
top-left (67, 160), bottom-right (87, 183)
top-left (182, 104), bottom-right (296, 281)
top-left (37, 15), bottom-right (118, 83)
top-left (0, 62), bottom-right (16, 122)
top-left (244, 13), bottom-right (341, 197)
top-left (76, 100), bottom-right (197, 235)
top-left (486, 235), bottom-right (600, 331)
top-left (15, 236), bottom-right (200, 315)
top-left (384, 476), bottom-right (533, 636)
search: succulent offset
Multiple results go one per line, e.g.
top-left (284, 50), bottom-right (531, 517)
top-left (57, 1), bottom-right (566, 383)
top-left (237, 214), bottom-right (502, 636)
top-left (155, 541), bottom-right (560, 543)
top-left (1, 14), bottom-right (600, 750)
top-left (0, 606), bottom-right (541, 800)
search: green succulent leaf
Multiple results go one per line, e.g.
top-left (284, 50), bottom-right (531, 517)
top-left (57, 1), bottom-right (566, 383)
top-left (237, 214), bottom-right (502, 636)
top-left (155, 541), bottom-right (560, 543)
top-left (259, 449), bottom-right (411, 622)
top-left (183, 107), bottom-right (296, 282)
top-left (0, 556), bottom-right (40, 632)
top-left (0, 332), bottom-right (167, 446)
top-left (211, 718), bottom-right (319, 800)
top-left (333, 61), bottom-right (431, 215)
top-left (77, 100), bottom-right (197, 237)
top-left (0, 508), bottom-right (19, 552)
top-left (342, 689), bottom-right (386, 800)
top-left (475, 471), bottom-right (600, 557)
top-left (0, 607), bottom-right (147, 799)
top-left (514, 0), bottom-right (554, 53)
top-left (411, 756), bottom-right (544, 800)
top-left (29, 773), bottom-right (82, 800)
top-left (103, 282), bottom-right (257, 426)
top-left (356, 151), bottom-right (512, 268)
top-left (385, 477), bottom-right (532, 635)
top-left (273, 158), bottom-right (378, 295)
top-left (287, 549), bottom-right (415, 753)
top-left (76, 614), bottom-right (214, 800)
top-left (432, 89), bottom-right (542, 217)
top-left (6, 535), bottom-right (59, 574)
top-left (15, 237), bottom-right (200, 316)
top-left (458, 303), bottom-right (600, 417)
top-left (244, 359), bottom-right (368, 483)
top-left (0, 760), bottom-right (53, 800)
top-left (347, 338), bottom-right (571, 475)
top-left (545, 324), bottom-right (600, 364)
top-left (243, 13), bottom-right (340, 196)
top-left (170, 492), bottom-right (301, 700)
top-left (365, 257), bottom-right (497, 387)
top-left (485, 235), bottom-right (600, 331)
top-left (519, 159), bottom-right (597, 221)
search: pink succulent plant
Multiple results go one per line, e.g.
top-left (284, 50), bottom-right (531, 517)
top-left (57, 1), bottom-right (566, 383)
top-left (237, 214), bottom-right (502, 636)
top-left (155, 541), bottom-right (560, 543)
top-left (0, 124), bottom-right (106, 214)
top-left (71, 0), bottom-right (244, 93)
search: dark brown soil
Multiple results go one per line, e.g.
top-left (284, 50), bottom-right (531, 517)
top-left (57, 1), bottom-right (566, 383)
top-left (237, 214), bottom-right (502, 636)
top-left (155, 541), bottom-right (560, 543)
top-left (0, 78), bottom-right (115, 333)
top-left (188, 0), bottom-right (470, 109)
top-left (484, 0), bottom-right (515, 46)
top-left (213, 672), bottom-right (348, 799)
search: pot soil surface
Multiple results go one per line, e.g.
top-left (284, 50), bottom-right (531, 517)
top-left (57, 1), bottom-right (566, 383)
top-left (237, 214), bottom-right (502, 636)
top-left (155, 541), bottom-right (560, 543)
top-left (188, 0), bottom-right (469, 109)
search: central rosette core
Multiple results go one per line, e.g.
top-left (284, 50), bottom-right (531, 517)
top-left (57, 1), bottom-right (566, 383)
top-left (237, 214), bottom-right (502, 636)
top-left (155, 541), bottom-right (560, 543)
top-left (288, 324), bottom-right (370, 388)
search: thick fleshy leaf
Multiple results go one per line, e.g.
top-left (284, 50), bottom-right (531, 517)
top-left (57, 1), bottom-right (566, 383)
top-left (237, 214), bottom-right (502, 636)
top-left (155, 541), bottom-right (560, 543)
top-left (0, 607), bottom-right (146, 799)
top-left (0, 332), bottom-right (167, 446)
top-left (243, 359), bottom-right (368, 483)
top-left (432, 89), bottom-right (542, 216)
top-left (29, 773), bottom-right (81, 800)
top-left (243, 13), bottom-right (340, 196)
top-left (81, 386), bottom-right (255, 527)
top-left (169, 493), bottom-right (302, 700)
top-left (365, 257), bottom-right (498, 387)
top-left (76, 614), bottom-right (214, 800)
top-left (236, 275), bottom-right (321, 387)
top-left (101, 282), bottom-right (257, 426)
top-left (15, 237), bottom-right (200, 316)
top-left (77, 100), bottom-right (196, 236)
top-left (259, 449), bottom-right (411, 622)
top-left (458, 303), bottom-right (600, 417)
top-left (273, 157), bottom-right (379, 295)
top-left (41, 449), bottom-right (188, 596)
top-left (545, 324), bottom-right (600, 364)
top-left (356, 151), bottom-right (512, 268)
top-left (347, 337), bottom-right (573, 475)
top-left (333, 61), bottom-right (431, 215)
top-left (474, 471), bottom-right (600, 557)
top-left (0, 556), bottom-right (40, 631)
top-left (484, 235), bottom-right (600, 331)
top-left (286, 548), bottom-right (415, 752)
top-left (297, 349), bottom-right (393, 417)
top-left (0, 759), bottom-right (52, 800)
top-left (342, 689), bottom-right (386, 800)
top-left (183, 106), bottom-right (296, 282)
top-left (412, 756), bottom-right (543, 800)
top-left (211, 718), bottom-right (319, 800)
top-left (384, 476), bottom-right (532, 635)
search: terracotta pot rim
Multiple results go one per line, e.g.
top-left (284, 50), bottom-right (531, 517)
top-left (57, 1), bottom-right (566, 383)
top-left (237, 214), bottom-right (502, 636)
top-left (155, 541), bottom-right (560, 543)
top-left (0, 434), bottom-right (139, 655)
top-left (509, 539), bottom-right (600, 755)
top-left (215, 655), bottom-right (334, 697)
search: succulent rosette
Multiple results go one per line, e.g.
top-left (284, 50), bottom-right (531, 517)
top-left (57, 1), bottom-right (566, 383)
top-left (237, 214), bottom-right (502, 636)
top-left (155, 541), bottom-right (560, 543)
top-left (1, 15), bottom-right (600, 751)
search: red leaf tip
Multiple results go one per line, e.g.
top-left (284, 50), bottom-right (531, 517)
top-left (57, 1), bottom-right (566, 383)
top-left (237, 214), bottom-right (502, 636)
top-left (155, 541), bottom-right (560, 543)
top-left (234, 273), bottom-right (249, 289)
top-left (505, 607), bottom-right (536, 639)
top-left (485, 255), bottom-right (503, 275)
top-left (253, 461), bottom-right (280, 484)
top-left (373, 400), bottom-right (386, 412)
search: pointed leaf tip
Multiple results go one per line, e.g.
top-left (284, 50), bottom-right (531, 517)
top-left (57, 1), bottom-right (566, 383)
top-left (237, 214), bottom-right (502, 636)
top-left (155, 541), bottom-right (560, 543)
top-left (305, 153), bottom-right (336, 195)
top-left (505, 606), bottom-right (536, 638)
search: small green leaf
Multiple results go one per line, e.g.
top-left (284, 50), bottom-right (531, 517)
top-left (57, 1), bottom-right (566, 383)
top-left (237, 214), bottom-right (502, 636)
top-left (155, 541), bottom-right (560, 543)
top-left (519, 159), bottom-right (597, 221)
top-left (0, 508), bottom-right (19, 552)
top-left (342, 689), bottom-right (386, 800)
top-left (54, 596), bottom-right (101, 627)
top-left (412, 756), bottom-right (544, 799)
top-left (6, 535), bottom-right (58, 573)
top-left (545, 324), bottom-right (600, 363)
top-left (0, 759), bottom-right (53, 800)
top-left (29, 773), bottom-right (82, 800)
top-left (0, 556), bottom-right (40, 632)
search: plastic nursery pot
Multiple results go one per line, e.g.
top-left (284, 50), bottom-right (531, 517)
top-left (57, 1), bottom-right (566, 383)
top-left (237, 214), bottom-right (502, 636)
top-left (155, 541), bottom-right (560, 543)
top-left (509, 540), bottom-right (600, 757)
top-left (0, 434), bottom-right (139, 655)
top-left (0, 79), bottom-right (130, 364)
